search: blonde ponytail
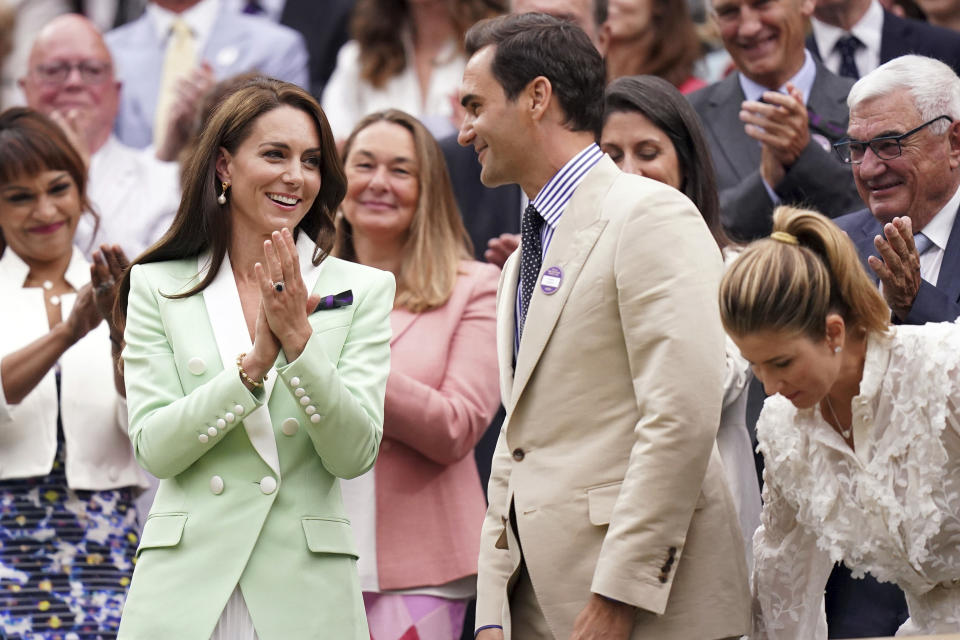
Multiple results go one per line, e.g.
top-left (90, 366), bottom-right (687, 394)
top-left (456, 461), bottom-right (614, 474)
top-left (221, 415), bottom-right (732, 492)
top-left (720, 206), bottom-right (889, 339)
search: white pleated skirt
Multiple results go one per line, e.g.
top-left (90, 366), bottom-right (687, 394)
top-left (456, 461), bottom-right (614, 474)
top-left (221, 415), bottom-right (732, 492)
top-left (210, 586), bottom-right (260, 640)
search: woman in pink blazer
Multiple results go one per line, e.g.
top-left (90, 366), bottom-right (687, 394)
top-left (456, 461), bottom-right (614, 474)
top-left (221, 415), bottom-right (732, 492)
top-left (334, 109), bottom-right (501, 640)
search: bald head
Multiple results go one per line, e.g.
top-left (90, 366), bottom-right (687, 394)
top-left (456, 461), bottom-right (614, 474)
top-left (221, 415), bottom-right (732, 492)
top-left (20, 14), bottom-right (120, 154)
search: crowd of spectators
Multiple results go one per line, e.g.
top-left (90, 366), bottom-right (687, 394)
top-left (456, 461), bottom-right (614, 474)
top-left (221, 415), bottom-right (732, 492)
top-left (1, 0), bottom-right (960, 638)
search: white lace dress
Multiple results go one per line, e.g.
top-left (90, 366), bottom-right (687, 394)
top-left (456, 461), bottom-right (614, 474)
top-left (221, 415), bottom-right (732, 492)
top-left (752, 322), bottom-right (960, 638)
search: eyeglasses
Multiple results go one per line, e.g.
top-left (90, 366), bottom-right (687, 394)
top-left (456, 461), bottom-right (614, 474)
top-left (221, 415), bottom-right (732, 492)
top-left (30, 60), bottom-right (112, 85)
top-left (833, 115), bottom-right (953, 164)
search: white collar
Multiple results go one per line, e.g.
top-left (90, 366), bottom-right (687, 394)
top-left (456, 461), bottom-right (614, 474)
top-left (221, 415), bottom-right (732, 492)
top-left (811, 0), bottom-right (883, 65)
top-left (147, 0), bottom-right (220, 51)
top-left (919, 183), bottom-right (960, 252)
top-left (738, 49), bottom-right (817, 104)
top-left (0, 245), bottom-right (90, 291)
top-left (220, 0), bottom-right (284, 22)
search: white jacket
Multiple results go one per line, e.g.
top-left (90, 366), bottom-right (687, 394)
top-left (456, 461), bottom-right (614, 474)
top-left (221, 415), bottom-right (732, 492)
top-left (0, 247), bottom-right (147, 490)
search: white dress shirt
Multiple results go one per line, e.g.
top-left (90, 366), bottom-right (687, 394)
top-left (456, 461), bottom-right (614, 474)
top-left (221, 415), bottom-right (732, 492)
top-left (146, 0), bottom-right (219, 55)
top-left (74, 135), bottom-right (180, 260)
top-left (811, 0), bottom-right (884, 78)
top-left (917, 184), bottom-right (960, 287)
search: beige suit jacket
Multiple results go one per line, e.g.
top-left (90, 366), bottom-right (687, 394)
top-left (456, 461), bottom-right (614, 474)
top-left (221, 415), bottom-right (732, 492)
top-left (476, 157), bottom-right (751, 639)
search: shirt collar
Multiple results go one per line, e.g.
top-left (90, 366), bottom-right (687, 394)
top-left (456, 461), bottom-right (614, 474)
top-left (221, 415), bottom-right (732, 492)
top-left (810, 0), bottom-right (883, 66)
top-left (920, 183), bottom-right (960, 251)
top-left (738, 49), bottom-right (817, 104)
top-left (530, 143), bottom-right (603, 231)
top-left (0, 245), bottom-right (89, 290)
top-left (148, 0), bottom-right (219, 51)
top-left (220, 0), bottom-right (284, 21)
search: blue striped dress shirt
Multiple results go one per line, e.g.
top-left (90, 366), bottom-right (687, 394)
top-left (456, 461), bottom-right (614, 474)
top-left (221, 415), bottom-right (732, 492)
top-left (514, 143), bottom-right (604, 355)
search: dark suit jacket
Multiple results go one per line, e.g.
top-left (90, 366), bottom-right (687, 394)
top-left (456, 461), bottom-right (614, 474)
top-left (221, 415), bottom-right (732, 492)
top-left (439, 133), bottom-right (522, 261)
top-left (807, 10), bottom-right (960, 76)
top-left (835, 207), bottom-right (960, 324)
top-left (279, 0), bottom-right (354, 99)
top-left (688, 60), bottom-right (862, 241)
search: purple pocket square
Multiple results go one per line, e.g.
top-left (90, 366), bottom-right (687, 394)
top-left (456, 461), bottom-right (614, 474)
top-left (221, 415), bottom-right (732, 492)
top-left (313, 290), bottom-right (353, 312)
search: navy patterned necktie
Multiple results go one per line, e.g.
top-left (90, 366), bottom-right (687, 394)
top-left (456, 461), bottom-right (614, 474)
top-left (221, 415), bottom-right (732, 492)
top-left (242, 0), bottom-right (265, 14)
top-left (518, 203), bottom-right (544, 340)
top-left (835, 34), bottom-right (863, 80)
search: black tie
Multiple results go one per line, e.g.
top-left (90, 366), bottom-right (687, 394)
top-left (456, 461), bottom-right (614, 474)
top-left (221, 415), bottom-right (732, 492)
top-left (518, 203), bottom-right (544, 340)
top-left (242, 0), bottom-right (265, 14)
top-left (835, 34), bottom-right (863, 80)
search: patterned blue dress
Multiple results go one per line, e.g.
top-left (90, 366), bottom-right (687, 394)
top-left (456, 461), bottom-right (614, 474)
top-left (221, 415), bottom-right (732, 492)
top-left (0, 381), bottom-right (139, 640)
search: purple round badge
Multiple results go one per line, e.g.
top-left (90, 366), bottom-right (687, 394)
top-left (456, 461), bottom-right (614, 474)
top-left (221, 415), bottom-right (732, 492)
top-left (540, 266), bottom-right (563, 295)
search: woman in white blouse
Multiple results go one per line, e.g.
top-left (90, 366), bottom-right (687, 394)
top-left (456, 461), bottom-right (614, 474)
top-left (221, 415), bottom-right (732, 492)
top-left (0, 107), bottom-right (146, 637)
top-left (719, 205), bottom-right (960, 637)
top-left (321, 0), bottom-right (504, 141)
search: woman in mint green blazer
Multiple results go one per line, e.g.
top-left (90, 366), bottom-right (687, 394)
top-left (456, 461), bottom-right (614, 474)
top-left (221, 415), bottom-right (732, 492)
top-left (114, 77), bottom-right (394, 640)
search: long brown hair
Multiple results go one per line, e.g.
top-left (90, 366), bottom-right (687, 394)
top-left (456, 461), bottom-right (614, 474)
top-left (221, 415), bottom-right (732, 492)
top-left (720, 206), bottom-right (889, 340)
top-left (0, 107), bottom-right (97, 256)
top-left (334, 110), bottom-right (472, 313)
top-left (607, 0), bottom-right (701, 88)
top-left (352, 0), bottom-right (505, 88)
top-left (116, 77), bottom-right (346, 322)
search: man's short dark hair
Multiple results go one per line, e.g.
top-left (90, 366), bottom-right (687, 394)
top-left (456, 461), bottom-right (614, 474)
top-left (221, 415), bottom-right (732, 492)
top-left (465, 13), bottom-right (606, 137)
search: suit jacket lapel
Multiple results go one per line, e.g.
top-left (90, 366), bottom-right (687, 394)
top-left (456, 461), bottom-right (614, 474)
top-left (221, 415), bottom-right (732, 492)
top-left (938, 206), bottom-right (960, 304)
top-left (497, 251), bottom-right (520, 406)
top-left (197, 234), bottom-right (325, 478)
top-left (509, 160), bottom-right (611, 409)
top-left (707, 75), bottom-right (758, 183)
top-left (808, 60), bottom-right (853, 142)
top-left (879, 10), bottom-right (908, 62)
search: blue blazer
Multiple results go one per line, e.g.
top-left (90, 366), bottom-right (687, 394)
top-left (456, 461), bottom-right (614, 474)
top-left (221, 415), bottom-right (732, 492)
top-left (834, 207), bottom-right (960, 324)
top-left (106, 4), bottom-right (310, 149)
top-left (806, 10), bottom-right (960, 76)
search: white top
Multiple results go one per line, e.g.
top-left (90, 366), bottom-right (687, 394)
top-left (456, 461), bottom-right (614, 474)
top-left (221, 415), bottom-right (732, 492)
top-left (74, 135), bottom-right (181, 261)
top-left (0, 247), bottom-right (148, 490)
top-left (321, 36), bottom-right (464, 141)
top-left (752, 322), bottom-right (960, 638)
top-left (811, 0), bottom-right (884, 78)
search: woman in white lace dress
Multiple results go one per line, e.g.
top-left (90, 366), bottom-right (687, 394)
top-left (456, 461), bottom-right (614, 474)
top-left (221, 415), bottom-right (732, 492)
top-left (719, 205), bottom-right (960, 638)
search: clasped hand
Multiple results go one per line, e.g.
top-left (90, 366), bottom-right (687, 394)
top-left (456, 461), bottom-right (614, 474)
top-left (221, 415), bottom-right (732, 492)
top-left (242, 228), bottom-right (322, 384)
top-left (739, 83), bottom-right (810, 188)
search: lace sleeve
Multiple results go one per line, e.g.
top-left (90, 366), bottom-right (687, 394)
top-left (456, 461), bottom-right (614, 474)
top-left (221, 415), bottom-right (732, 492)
top-left (752, 471), bottom-right (832, 639)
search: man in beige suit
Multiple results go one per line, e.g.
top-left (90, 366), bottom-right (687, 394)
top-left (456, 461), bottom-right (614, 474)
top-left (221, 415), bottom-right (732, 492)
top-left (457, 13), bottom-right (751, 640)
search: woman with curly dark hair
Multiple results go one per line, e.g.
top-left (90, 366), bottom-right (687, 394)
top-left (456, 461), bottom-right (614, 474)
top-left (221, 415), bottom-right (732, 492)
top-left (322, 0), bottom-right (504, 140)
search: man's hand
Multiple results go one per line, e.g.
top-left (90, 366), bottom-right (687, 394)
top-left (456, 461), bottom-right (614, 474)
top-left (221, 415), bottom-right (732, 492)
top-left (740, 83), bottom-right (810, 186)
top-left (485, 233), bottom-right (520, 268)
top-left (156, 62), bottom-right (215, 161)
top-left (569, 594), bottom-right (635, 640)
top-left (868, 216), bottom-right (923, 320)
top-left (475, 628), bottom-right (505, 640)
top-left (49, 108), bottom-right (92, 169)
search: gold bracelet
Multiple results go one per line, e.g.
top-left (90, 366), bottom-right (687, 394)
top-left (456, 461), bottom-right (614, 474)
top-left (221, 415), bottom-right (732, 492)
top-left (236, 352), bottom-right (266, 388)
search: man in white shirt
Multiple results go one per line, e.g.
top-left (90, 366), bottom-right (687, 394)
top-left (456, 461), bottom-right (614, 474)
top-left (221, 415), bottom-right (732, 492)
top-left (831, 54), bottom-right (960, 637)
top-left (808, 0), bottom-right (960, 78)
top-left (18, 13), bottom-right (180, 261)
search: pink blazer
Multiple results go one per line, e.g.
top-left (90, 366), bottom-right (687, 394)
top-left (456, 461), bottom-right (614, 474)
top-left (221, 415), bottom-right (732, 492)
top-left (374, 260), bottom-right (501, 590)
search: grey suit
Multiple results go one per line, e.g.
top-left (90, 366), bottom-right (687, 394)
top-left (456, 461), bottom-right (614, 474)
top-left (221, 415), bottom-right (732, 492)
top-left (106, 3), bottom-right (310, 149)
top-left (688, 59), bottom-right (862, 241)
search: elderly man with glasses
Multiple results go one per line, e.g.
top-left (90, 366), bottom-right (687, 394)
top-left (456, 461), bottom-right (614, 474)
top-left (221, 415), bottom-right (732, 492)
top-left (825, 54), bottom-right (960, 638)
top-left (18, 13), bottom-right (180, 261)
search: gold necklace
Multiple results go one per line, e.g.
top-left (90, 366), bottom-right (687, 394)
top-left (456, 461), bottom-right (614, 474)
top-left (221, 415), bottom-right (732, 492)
top-left (824, 395), bottom-right (852, 439)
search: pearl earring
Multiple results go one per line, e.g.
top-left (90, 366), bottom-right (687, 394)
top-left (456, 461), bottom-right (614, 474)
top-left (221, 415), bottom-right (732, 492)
top-left (218, 181), bottom-right (230, 205)
top-left (834, 345), bottom-right (842, 354)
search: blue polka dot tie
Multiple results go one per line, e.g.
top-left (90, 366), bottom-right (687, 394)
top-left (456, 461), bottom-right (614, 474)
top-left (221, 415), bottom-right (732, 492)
top-left (835, 34), bottom-right (863, 80)
top-left (519, 203), bottom-right (544, 340)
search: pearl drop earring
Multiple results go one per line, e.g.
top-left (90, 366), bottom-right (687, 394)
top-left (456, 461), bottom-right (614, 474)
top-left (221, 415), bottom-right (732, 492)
top-left (834, 345), bottom-right (842, 354)
top-left (218, 181), bottom-right (230, 205)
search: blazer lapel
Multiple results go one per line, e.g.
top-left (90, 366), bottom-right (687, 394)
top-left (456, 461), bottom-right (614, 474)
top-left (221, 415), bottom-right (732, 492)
top-left (509, 161), bottom-right (611, 409)
top-left (390, 310), bottom-right (418, 345)
top-left (707, 75), bottom-right (759, 183)
top-left (938, 207), bottom-right (960, 304)
top-left (197, 234), bottom-right (326, 478)
top-left (808, 61), bottom-right (853, 141)
top-left (497, 251), bottom-right (520, 406)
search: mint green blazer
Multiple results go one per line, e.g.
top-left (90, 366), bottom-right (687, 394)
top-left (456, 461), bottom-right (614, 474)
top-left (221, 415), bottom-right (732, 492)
top-left (117, 237), bottom-right (394, 639)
